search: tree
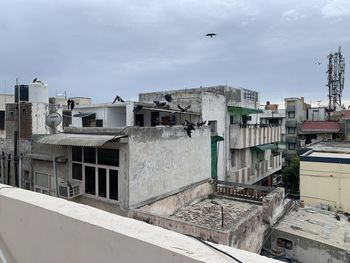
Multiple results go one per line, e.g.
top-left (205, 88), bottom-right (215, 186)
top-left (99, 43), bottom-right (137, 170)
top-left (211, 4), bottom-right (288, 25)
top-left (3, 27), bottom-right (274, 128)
top-left (282, 156), bottom-right (300, 195)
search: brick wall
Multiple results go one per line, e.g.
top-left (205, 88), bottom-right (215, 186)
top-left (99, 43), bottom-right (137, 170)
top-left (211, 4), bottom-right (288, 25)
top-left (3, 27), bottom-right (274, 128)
top-left (5, 102), bottom-right (32, 140)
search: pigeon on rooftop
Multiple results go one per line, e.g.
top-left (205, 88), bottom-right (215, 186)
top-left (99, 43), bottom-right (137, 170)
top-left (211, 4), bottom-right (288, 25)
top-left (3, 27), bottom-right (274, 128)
top-left (133, 105), bottom-right (143, 113)
top-left (154, 101), bottom-right (166, 107)
top-left (178, 104), bottom-right (191, 112)
top-left (112, 95), bottom-right (124, 103)
top-left (164, 94), bottom-right (173, 103)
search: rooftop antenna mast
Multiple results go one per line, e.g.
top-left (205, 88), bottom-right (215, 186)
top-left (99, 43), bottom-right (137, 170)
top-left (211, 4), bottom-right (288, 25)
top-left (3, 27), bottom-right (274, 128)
top-left (327, 46), bottom-right (345, 120)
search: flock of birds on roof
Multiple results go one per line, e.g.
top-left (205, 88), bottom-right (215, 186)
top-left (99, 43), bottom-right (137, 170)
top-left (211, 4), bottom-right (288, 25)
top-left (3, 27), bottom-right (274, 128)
top-left (131, 93), bottom-right (207, 138)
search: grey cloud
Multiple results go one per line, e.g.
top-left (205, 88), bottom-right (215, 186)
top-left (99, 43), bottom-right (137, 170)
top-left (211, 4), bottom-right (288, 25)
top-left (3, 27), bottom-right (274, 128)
top-left (0, 0), bottom-right (349, 104)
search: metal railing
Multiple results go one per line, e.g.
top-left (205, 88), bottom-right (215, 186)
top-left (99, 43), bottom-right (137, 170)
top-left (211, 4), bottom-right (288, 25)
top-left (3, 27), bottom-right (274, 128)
top-left (239, 123), bottom-right (281, 128)
top-left (214, 180), bottom-right (274, 202)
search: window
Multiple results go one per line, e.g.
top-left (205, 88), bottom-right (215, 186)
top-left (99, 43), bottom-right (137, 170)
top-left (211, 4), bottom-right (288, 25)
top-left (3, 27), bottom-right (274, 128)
top-left (277, 238), bottom-right (293, 250)
top-left (72, 147), bottom-right (82, 162)
top-left (230, 115), bottom-right (239, 124)
top-left (35, 172), bottom-right (49, 188)
top-left (98, 168), bottom-right (107, 198)
top-left (109, 170), bottom-right (118, 201)
top-left (288, 143), bottom-right (296, 150)
top-left (96, 119), bottom-right (103, 127)
top-left (208, 121), bottom-right (217, 133)
top-left (72, 163), bottom-right (82, 180)
top-left (288, 111), bottom-right (295, 118)
top-left (71, 146), bottom-right (119, 201)
top-left (82, 113), bottom-right (96, 127)
top-left (84, 147), bottom-right (96, 164)
top-left (151, 112), bottom-right (160, 126)
top-left (135, 114), bottom-right (144, 127)
top-left (98, 149), bottom-right (119, 166)
top-left (288, 127), bottom-right (295, 134)
top-left (243, 89), bottom-right (258, 101)
top-left (34, 172), bottom-right (50, 194)
top-left (85, 166), bottom-right (96, 195)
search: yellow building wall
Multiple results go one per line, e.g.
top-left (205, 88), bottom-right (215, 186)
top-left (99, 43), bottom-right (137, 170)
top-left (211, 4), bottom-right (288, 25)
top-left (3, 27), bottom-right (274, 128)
top-left (300, 161), bottom-right (350, 213)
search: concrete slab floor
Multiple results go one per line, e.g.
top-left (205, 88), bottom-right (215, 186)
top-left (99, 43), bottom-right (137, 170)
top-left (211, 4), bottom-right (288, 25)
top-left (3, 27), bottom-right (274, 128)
top-left (169, 198), bottom-right (262, 231)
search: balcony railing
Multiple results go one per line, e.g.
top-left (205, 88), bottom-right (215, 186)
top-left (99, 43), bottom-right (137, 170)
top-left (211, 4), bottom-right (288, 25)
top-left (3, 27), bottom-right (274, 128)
top-left (230, 124), bottom-right (282, 149)
top-left (227, 153), bottom-right (282, 185)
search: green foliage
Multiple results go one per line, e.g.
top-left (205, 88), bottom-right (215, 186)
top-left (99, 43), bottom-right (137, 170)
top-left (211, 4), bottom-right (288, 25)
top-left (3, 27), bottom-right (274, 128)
top-left (282, 156), bottom-right (300, 194)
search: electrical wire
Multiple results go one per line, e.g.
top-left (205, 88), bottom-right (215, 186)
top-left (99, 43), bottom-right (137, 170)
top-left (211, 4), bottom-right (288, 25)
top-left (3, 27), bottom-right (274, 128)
top-left (184, 234), bottom-right (243, 263)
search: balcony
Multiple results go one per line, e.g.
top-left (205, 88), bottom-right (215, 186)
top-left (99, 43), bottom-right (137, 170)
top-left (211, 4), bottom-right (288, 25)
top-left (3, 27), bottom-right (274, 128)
top-left (227, 153), bottom-right (282, 185)
top-left (229, 124), bottom-right (282, 149)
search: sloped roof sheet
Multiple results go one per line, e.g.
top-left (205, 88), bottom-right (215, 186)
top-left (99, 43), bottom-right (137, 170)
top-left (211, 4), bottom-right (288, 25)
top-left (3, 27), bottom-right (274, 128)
top-left (301, 121), bottom-right (340, 132)
top-left (35, 133), bottom-right (125, 147)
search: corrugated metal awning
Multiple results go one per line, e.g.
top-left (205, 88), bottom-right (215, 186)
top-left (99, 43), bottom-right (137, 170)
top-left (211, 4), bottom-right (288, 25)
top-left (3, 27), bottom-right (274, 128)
top-left (253, 144), bottom-right (278, 152)
top-left (35, 133), bottom-right (125, 147)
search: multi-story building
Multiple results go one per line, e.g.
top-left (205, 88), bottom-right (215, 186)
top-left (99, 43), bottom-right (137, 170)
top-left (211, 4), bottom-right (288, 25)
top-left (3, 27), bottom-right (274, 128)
top-left (259, 102), bottom-right (286, 143)
top-left (284, 97), bottom-right (309, 162)
top-left (1, 81), bottom-right (63, 188)
top-left (29, 126), bottom-right (211, 211)
top-left (139, 85), bottom-right (282, 186)
top-left (307, 107), bottom-right (327, 121)
top-left (300, 141), bottom-right (350, 213)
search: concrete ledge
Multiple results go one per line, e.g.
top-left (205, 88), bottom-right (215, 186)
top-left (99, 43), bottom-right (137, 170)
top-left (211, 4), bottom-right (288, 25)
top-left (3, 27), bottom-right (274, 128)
top-left (0, 184), bottom-right (279, 263)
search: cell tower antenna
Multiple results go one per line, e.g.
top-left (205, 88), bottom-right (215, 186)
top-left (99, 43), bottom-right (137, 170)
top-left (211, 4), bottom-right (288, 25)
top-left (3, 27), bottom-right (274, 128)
top-left (327, 46), bottom-right (345, 120)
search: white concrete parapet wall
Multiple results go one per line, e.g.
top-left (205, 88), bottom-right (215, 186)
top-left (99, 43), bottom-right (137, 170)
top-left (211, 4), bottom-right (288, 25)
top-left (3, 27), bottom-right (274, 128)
top-left (230, 124), bottom-right (281, 149)
top-left (0, 185), bottom-right (279, 263)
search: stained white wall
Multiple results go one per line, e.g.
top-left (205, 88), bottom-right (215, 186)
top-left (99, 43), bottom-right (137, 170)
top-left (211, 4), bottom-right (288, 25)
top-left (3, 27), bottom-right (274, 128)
top-left (201, 92), bottom-right (226, 180)
top-left (107, 107), bottom-right (126, 127)
top-left (127, 127), bottom-right (211, 208)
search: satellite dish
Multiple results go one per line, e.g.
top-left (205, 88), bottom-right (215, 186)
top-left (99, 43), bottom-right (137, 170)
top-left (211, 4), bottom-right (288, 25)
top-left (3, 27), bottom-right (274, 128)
top-left (46, 112), bottom-right (62, 127)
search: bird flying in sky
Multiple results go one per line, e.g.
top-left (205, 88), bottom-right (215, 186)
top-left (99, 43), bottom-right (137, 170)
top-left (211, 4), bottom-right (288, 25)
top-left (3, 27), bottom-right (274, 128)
top-left (206, 33), bottom-right (216, 38)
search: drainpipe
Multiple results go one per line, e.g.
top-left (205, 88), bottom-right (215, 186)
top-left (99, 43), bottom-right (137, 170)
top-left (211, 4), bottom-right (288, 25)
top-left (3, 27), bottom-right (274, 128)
top-left (18, 153), bottom-right (22, 188)
top-left (53, 157), bottom-right (58, 197)
top-left (1, 152), bottom-right (4, 184)
top-left (7, 154), bottom-right (11, 185)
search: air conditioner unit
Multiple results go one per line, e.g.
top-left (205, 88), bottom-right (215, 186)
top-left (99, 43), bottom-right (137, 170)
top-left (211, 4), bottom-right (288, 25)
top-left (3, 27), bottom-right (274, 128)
top-left (59, 183), bottom-right (82, 199)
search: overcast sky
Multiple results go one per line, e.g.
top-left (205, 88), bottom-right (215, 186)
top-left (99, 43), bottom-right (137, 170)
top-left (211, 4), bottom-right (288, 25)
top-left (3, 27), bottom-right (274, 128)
top-left (1, 0), bottom-right (350, 104)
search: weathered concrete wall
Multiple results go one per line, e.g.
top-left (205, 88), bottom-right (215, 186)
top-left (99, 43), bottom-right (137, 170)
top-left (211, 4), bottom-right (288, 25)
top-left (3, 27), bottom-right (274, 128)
top-left (107, 107), bottom-right (126, 127)
top-left (32, 102), bottom-right (63, 134)
top-left (201, 92), bottom-right (226, 180)
top-left (271, 229), bottom-right (350, 263)
top-left (262, 187), bottom-right (291, 226)
top-left (138, 181), bottom-right (212, 216)
top-left (229, 205), bottom-right (268, 252)
top-left (1, 185), bottom-right (281, 263)
top-left (127, 126), bottom-right (211, 208)
top-left (131, 210), bottom-right (231, 245)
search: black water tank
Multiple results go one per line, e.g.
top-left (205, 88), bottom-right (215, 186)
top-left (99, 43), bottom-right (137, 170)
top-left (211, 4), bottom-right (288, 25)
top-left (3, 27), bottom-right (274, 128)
top-left (15, 85), bottom-right (29, 102)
